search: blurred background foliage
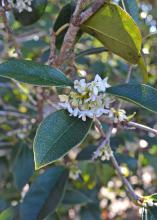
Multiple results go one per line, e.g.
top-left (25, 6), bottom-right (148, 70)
top-left (0, 0), bottom-right (157, 219)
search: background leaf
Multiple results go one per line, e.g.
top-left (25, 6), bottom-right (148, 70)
top-left (106, 84), bottom-right (157, 113)
top-left (122, 0), bottom-right (140, 25)
top-left (12, 144), bottom-right (34, 191)
top-left (20, 166), bottom-right (69, 220)
top-left (34, 110), bottom-right (92, 169)
top-left (0, 59), bottom-right (73, 87)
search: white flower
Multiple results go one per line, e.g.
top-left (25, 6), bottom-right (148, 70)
top-left (93, 144), bottom-right (113, 161)
top-left (59, 73), bottom-right (129, 123)
top-left (69, 168), bottom-right (81, 180)
top-left (8, 0), bottom-right (33, 13)
top-left (74, 79), bottom-right (87, 93)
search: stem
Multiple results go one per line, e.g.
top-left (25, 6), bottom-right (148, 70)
top-left (0, 6), bottom-right (21, 57)
top-left (127, 121), bottom-right (157, 136)
top-left (95, 120), bottom-right (141, 205)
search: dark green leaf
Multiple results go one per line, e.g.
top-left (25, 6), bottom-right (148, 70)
top-left (106, 84), bottom-right (157, 113)
top-left (13, 0), bottom-right (48, 26)
top-left (76, 47), bottom-right (108, 58)
top-left (0, 59), bottom-right (73, 87)
top-left (20, 166), bottom-right (69, 220)
top-left (62, 188), bottom-right (93, 205)
top-left (34, 110), bottom-right (92, 169)
top-left (80, 204), bottom-right (102, 220)
top-left (12, 144), bottom-right (34, 191)
top-left (77, 145), bottom-right (97, 161)
top-left (81, 2), bottom-right (142, 65)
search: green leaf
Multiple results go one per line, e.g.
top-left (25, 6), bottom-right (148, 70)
top-left (34, 110), bottom-right (92, 169)
top-left (0, 59), bottom-right (73, 87)
top-left (106, 84), bottom-right (157, 113)
top-left (76, 47), bottom-right (108, 58)
top-left (0, 207), bottom-right (19, 220)
top-left (13, 0), bottom-right (48, 26)
top-left (81, 2), bottom-right (147, 79)
top-left (122, 0), bottom-right (140, 26)
top-left (62, 188), bottom-right (93, 205)
top-left (80, 204), bottom-right (102, 220)
top-left (20, 166), bottom-right (69, 220)
top-left (145, 193), bottom-right (157, 202)
top-left (12, 144), bottom-right (34, 191)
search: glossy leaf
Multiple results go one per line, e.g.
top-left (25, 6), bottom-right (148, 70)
top-left (20, 166), bottom-right (69, 220)
top-left (106, 84), bottom-right (157, 113)
top-left (12, 144), bottom-right (34, 191)
top-left (81, 2), bottom-right (146, 79)
top-left (13, 0), bottom-right (48, 26)
top-left (0, 59), bottom-right (73, 87)
top-left (62, 188), bottom-right (93, 205)
top-left (34, 110), bottom-right (92, 169)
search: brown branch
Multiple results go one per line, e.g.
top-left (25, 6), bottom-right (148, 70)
top-left (55, 0), bottom-right (106, 68)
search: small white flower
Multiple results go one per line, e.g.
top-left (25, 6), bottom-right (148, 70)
top-left (74, 79), bottom-right (87, 93)
top-left (147, 200), bottom-right (154, 207)
top-left (8, 0), bottom-right (33, 13)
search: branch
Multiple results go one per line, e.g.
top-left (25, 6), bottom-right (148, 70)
top-left (127, 121), bottom-right (157, 136)
top-left (95, 120), bottom-right (141, 205)
top-left (0, 6), bottom-right (22, 57)
top-left (55, 0), bottom-right (106, 67)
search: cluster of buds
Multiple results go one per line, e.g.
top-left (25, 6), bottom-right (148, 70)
top-left (92, 144), bottom-right (113, 161)
top-left (8, 0), bottom-right (33, 13)
top-left (59, 74), bottom-right (128, 123)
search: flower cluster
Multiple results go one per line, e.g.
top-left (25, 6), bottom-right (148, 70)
top-left (59, 74), bottom-right (129, 123)
top-left (59, 74), bottom-right (112, 121)
top-left (8, 0), bottom-right (33, 13)
top-left (92, 144), bottom-right (113, 161)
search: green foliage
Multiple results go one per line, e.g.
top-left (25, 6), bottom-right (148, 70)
top-left (81, 2), bottom-right (142, 64)
top-left (20, 166), bottom-right (69, 220)
top-left (12, 144), bottom-right (34, 191)
top-left (13, 0), bottom-right (48, 26)
top-left (0, 0), bottom-right (157, 219)
top-left (0, 59), bottom-right (73, 87)
top-left (106, 84), bottom-right (157, 113)
top-left (34, 110), bottom-right (92, 169)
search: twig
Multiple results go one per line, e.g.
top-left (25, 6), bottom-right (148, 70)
top-left (0, 6), bottom-right (21, 57)
top-left (47, 31), bottom-right (57, 65)
top-left (127, 121), bottom-right (157, 136)
top-left (95, 120), bottom-right (141, 204)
